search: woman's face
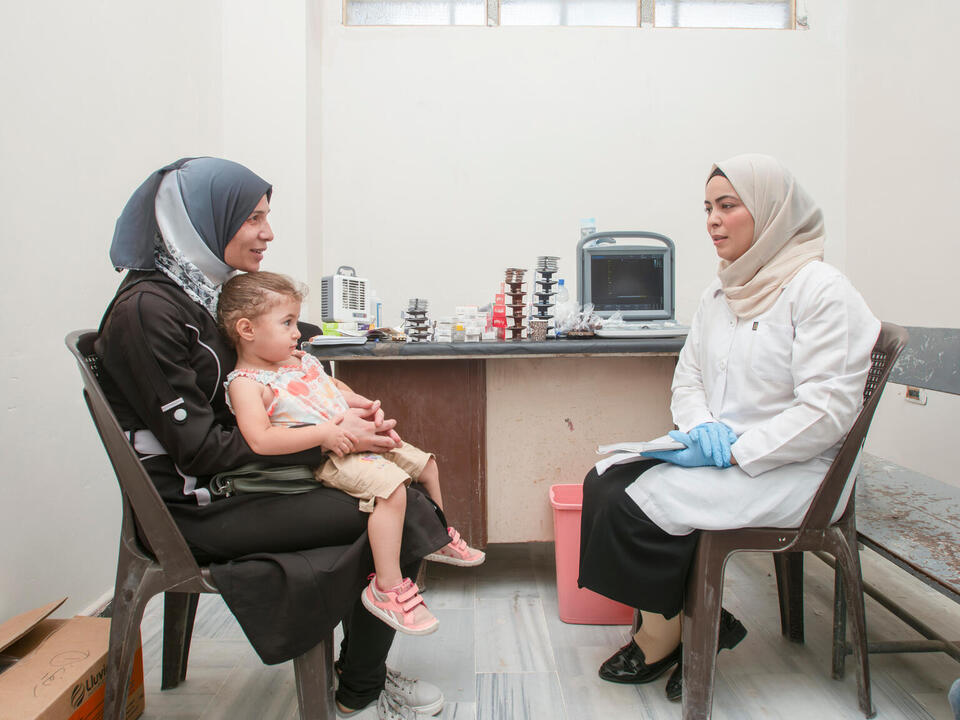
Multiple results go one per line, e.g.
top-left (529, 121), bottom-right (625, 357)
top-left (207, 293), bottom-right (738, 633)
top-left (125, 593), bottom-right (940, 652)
top-left (224, 195), bottom-right (273, 272)
top-left (704, 176), bottom-right (755, 263)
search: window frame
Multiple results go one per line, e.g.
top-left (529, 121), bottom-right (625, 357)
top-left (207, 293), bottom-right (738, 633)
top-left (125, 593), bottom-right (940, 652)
top-left (342, 0), bottom-right (798, 29)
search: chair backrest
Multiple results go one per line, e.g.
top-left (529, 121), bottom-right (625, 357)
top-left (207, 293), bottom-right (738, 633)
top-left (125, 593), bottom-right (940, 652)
top-left (66, 330), bottom-right (205, 585)
top-left (800, 322), bottom-right (909, 530)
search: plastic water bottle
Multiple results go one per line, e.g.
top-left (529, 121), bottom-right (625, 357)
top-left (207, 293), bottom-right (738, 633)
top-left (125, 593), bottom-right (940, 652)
top-left (580, 218), bottom-right (597, 240)
top-left (555, 279), bottom-right (571, 338)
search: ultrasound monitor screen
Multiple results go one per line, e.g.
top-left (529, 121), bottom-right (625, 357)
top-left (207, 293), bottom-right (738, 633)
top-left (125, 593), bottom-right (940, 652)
top-left (590, 254), bottom-right (664, 312)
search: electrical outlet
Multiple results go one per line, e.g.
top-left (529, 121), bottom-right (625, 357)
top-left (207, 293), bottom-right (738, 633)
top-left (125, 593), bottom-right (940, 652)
top-left (905, 386), bottom-right (927, 405)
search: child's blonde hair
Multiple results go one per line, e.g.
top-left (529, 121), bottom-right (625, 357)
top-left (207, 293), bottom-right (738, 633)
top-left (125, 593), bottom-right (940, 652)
top-left (217, 271), bottom-right (307, 347)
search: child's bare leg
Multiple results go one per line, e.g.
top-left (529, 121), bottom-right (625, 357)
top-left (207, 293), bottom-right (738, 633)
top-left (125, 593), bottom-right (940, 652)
top-left (367, 485), bottom-right (406, 589)
top-left (417, 457), bottom-right (443, 510)
top-left (419, 455), bottom-right (485, 568)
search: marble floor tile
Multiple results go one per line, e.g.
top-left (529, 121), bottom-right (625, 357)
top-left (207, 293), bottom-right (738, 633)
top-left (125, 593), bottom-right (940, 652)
top-left (473, 544), bottom-right (541, 599)
top-left (718, 670), bottom-right (863, 720)
top-left (476, 672), bottom-right (565, 720)
top-left (388, 608), bottom-right (476, 703)
top-left (475, 596), bottom-right (556, 673)
top-left (181, 638), bottom-right (265, 670)
top-left (202, 664), bottom-right (298, 720)
top-left (424, 561), bottom-right (478, 610)
top-left (557, 665), bottom-right (662, 718)
top-left (143, 661), bottom-right (231, 697)
top-left (911, 692), bottom-right (957, 720)
top-left (553, 642), bottom-right (628, 678)
top-left (142, 687), bottom-right (217, 718)
top-left (874, 671), bottom-right (952, 720)
top-left (437, 702), bottom-right (477, 719)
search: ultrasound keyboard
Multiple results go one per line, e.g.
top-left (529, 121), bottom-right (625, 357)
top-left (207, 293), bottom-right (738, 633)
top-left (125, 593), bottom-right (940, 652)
top-left (595, 321), bottom-right (689, 339)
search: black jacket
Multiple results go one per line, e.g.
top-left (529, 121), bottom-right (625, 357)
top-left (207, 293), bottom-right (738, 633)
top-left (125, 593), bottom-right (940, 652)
top-left (96, 271), bottom-right (327, 505)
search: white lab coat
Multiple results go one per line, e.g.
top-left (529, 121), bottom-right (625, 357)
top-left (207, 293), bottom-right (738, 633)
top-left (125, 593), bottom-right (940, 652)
top-left (626, 261), bottom-right (880, 535)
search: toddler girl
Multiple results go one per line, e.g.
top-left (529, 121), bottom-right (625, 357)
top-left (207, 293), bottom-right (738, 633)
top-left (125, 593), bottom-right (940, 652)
top-left (217, 271), bottom-right (484, 636)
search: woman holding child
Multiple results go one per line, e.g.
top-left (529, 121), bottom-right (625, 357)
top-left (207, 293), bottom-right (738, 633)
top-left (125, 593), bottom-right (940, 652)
top-left (578, 154), bottom-right (880, 701)
top-left (97, 157), bottom-right (459, 718)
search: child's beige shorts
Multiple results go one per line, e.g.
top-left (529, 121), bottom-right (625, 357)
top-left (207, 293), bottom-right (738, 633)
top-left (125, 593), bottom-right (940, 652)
top-left (315, 441), bottom-right (434, 513)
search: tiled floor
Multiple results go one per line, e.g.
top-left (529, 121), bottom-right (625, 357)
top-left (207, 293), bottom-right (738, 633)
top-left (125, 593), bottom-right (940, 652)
top-left (137, 543), bottom-right (960, 719)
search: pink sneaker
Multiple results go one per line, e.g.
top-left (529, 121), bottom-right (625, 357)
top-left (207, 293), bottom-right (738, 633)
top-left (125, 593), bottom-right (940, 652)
top-left (361, 576), bottom-right (439, 635)
top-left (425, 527), bottom-right (486, 567)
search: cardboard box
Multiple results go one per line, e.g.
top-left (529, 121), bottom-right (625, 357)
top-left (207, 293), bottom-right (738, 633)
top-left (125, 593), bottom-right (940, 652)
top-left (0, 599), bottom-right (144, 720)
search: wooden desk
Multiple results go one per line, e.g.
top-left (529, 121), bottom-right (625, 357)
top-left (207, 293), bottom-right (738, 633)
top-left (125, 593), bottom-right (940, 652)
top-left (307, 338), bottom-right (683, 547)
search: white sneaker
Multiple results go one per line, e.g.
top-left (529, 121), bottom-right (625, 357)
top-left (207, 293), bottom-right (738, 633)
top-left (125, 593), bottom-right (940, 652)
top-left (384, 667), bottom-right (444, 717)
top-left (377, 690), bottom-right (415, 720)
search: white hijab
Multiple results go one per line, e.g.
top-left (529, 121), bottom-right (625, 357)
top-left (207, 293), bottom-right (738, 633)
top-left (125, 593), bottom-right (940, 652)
top-left (154, 171), bottom-right (237, 316)
top-left (714, 154), bottom-right (825, 319)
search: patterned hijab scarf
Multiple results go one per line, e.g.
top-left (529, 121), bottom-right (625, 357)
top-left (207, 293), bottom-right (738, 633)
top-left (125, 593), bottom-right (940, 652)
top-left (713, 154), bottom-right (825, 320)
top-left (109, 157), bottom-right (272, 316)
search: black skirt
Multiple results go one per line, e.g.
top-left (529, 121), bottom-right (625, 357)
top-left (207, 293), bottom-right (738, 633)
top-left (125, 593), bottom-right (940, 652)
top-left (577, 460), bottom-right (700, 618)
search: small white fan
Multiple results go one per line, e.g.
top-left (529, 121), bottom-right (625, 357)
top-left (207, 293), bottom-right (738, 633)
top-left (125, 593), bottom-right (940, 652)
top-left (320, 266), bottom-right (372, 323)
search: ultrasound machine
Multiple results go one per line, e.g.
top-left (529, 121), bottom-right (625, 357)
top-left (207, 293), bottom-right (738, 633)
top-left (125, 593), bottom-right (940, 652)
top-left (576, 231), bottom-right (689, 339)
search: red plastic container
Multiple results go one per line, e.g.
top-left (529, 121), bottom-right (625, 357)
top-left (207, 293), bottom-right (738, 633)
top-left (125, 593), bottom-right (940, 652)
top-left (549, 483), bottom-right (634, 625)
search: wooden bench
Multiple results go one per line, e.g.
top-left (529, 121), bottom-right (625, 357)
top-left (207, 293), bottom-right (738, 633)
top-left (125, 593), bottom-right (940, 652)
top-left (825, 326), bottom-right (960, 672)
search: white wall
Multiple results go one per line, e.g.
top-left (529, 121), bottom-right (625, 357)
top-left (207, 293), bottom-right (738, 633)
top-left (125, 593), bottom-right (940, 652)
top-left (222, 2), bottom-right (311, 288)
top-left (315, 1), bottom-right (847, 325)
top-left (845, 0), bottom-right (960, 485)
top-left (0, 1), bottom-right (224, 620)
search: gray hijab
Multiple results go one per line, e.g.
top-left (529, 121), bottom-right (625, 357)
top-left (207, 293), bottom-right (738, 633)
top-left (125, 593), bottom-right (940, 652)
top-left (110, 157), bottom-right (272, 315)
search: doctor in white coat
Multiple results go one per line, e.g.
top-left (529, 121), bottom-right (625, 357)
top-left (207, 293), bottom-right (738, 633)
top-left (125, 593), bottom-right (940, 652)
top-left (578, 154), bottom-right (880, 701)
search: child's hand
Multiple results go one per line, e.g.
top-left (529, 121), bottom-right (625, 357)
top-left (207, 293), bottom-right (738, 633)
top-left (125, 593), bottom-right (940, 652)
top-left (320, 417), bottom-right (358, 457)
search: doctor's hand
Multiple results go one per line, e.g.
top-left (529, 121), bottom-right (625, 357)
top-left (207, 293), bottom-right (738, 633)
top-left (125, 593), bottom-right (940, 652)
top-left (687, 422), bottom-right (737, 468)
top-left (642, 429), bottom-right (728, 469)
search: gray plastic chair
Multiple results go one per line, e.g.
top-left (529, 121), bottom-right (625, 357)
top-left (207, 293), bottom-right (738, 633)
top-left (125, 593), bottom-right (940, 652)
top-left (66, 330), bottom-right (335, 720)
top-left (681, 322), bottom-right (909, 720)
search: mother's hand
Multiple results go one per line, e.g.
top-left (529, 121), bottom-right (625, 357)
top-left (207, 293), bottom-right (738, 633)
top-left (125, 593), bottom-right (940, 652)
top-left (342, 393), bottom-right (387, 426)
top-left (337, 408), bottom-right (401, 452)
top-left (344, 395), bottom-right (402, 446)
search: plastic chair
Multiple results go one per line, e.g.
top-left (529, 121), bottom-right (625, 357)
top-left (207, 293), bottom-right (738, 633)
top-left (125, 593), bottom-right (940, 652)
top-left (66, 330), bottom-right (336, 720)
top-left (680, 322), bottom-right (908, 720)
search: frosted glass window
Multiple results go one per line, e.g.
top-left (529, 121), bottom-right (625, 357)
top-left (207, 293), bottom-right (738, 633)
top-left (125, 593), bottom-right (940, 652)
top-left (500, 0), bottom-right (639, 26)
top-left (346, 0), bottom-right (486, 25)
top-left (655, 0), bottom-right (794, 28)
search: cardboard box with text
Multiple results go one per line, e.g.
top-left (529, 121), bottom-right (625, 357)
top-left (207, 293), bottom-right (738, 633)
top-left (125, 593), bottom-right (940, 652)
top-left (0, 599), bottom-right (144, 720)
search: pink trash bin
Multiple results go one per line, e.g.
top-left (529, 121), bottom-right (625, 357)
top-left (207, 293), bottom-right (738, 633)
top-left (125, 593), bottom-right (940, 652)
top-left (549, 483), bottom-right (634, 625)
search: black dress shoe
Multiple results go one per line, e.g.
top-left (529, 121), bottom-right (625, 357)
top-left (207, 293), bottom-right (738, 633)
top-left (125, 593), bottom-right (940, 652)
top-left (665, 665), bottom-right (683, 702)
top-left (665, 609), bottom-right (748, 702)
top-left (599, 639), bottom-right (681, 684)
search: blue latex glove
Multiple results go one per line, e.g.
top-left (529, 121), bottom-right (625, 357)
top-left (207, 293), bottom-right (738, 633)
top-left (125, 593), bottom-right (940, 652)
top-left (687, 422), bottom-right (738, 468)
top-left (641, 430), bottom-right (715, 468)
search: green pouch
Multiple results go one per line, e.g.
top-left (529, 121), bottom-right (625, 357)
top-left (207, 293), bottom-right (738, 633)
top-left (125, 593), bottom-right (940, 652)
top-left (210, 462), bottom-right (319, 497)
